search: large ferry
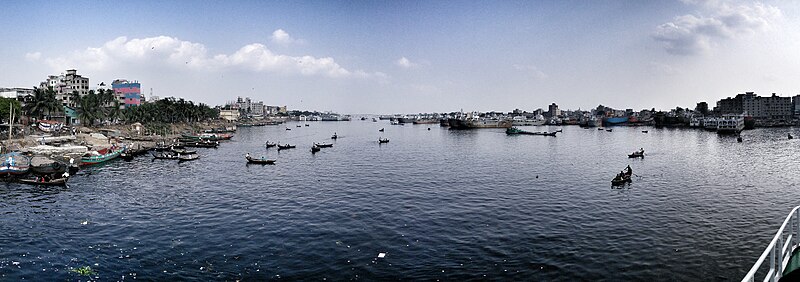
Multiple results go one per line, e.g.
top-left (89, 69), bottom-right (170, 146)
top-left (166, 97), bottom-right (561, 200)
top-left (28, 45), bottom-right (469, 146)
top-left (511, 115), bottom-right (546, 126)
top-left (448, 112), bottom-right (512, 129)
top-left (716, 114), bottom-right (744, 134)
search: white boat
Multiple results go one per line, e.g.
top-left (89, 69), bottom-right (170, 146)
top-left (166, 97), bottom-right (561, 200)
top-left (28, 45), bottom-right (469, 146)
top-left (512, 115), bottom-right (546, 126)
top-left (716, 114), bottom-right (744, 134)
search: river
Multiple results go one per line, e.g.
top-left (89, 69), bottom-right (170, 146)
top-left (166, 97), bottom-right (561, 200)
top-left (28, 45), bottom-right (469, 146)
top-left (1, 121), bottom-right (797, 280)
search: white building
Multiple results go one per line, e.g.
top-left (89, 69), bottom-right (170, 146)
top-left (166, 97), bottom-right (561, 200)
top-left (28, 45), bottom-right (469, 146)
top-left (40, 69), bottom-right (89, 108)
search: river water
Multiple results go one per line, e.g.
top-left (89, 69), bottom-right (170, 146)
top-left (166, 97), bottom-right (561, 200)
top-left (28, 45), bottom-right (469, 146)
top-left (1, 121), bottom-right (798, 280)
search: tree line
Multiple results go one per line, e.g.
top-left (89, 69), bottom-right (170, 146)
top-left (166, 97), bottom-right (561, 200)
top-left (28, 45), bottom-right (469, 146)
top-left (18, 86), bottom-right (218, 126)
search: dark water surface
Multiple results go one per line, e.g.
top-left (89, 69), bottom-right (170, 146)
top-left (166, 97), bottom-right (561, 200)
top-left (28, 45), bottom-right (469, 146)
top-left (1, 121), bottom-right (799, 280)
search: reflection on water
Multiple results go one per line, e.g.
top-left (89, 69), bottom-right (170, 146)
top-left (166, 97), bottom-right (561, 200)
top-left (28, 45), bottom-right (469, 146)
top-left (0, 123), bottom-right (799, 280)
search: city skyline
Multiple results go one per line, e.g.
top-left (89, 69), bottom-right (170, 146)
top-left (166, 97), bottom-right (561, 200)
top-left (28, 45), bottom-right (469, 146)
top-left (2, 0), bottom-right (800, 113)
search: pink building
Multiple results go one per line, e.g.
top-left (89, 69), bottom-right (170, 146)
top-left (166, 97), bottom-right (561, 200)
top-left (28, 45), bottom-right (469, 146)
top-left (111, 79), bottom-right (141, 108)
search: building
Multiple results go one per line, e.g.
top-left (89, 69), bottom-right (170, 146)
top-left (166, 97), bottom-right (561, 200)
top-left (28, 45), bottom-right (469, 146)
top-left (219, 109), bottom-right (240, 121)
top-left (716, 92), bottom-right (793, 120)
top-left (548, 103), bottom-right (560, 118)
top-left (0, 87), bottom-right (35, 107)
top-left (111, 79), bottom-right (141, 109)
top-left (793, 95), bottom-right (800, 117)
top-left (235, 96), bottom-right (265, 116)
top-left (40, 69), bottom-right (89, 108)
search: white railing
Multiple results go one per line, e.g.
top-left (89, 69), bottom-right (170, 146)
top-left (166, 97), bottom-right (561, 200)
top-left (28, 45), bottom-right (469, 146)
top-left (742, 205), bottom-right (800, 282)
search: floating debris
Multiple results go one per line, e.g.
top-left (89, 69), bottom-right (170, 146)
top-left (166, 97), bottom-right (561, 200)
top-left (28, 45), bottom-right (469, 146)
top-left (71, 266), bottom-right (95, 276)
top-left (80, 220), bottom-right (89, 225)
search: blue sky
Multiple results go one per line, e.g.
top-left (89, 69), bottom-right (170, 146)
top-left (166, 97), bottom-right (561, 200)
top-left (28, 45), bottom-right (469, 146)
top-left (1, 0), bottom-right (799, 113)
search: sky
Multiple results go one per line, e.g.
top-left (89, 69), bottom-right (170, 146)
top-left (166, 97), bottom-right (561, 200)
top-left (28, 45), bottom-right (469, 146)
top-left (1, 0), bottom-right (800, 114)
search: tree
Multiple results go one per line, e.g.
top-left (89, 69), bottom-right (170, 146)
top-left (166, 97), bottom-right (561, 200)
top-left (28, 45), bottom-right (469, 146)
top-left (24, 86), bottom-right (60, 120)
top-left (0, 97), bottom-right (22, 123)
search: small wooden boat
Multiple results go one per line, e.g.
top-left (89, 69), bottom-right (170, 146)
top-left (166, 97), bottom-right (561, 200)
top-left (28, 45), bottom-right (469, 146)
top-left (17, 177), bottom-right (68, 186)
top-left (178, 153), bottom-right (199, 162)
top-left (296, 125), bottom-right (302, 127)
top-left (171, 148), bottom-right (197, 154)
top-left (506, 127), bottom-right (557, 136)
top-left (611, 168), bottom-right (633, 186)
top-left (265, 142), bottom-right (277, 148)
top-left (81, 147), bottom-right (124, 166)
top-left (789, 133), bottom-right (794, 140)
top-left (311, 145), bottom-right (321, 153)
top-left (606, 129), bottom-right (613, 132)
top-left (378, 138), bottom-right (390, 143)
top-left (642, 130), bottom-right (648, 133)
top-left (286, 127), bottom-right (291, 131)
top-left (121, 151), bottom-right (135, 161)
top-left (181, 141), bottom-right (218, 148)
top-left (628, 151), bottom-right (644, 158)
top-left (305, 124), bottom-right (309, 127)
top-left (379, 128), bottom-right (384, 132)
top-left (277, 144), bottom-right (296, 150)
top-left (246, 155), bottom-right (275, 165)
top-left (331, 134), bottom-right (338, 139)
top-left (314, 143), bottom-right (333, 148)
top-left (151, 151), bottom-right (178, 160)
top-left (598, 128), bottom-right (604, 130)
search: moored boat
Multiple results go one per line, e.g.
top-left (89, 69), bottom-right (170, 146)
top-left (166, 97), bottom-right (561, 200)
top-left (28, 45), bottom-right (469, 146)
top-left (0, 153), bottom-right (31, 176)
top-left (314, 143), bottom-right (333, 148)
top-left (265, 141), bottom-right (276, 148)
top-left (80, 146), bottom-right (124, 166)
top-left (178, 153), bottom-right (199, 162)
top-left (378, 138), bottom-right (389, 143)
top-left (151, 151), bottom-right (178, 160)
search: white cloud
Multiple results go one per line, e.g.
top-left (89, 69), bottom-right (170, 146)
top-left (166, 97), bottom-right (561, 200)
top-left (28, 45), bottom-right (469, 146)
top-left (270, 29), bottom-right (296, 45)
top-left (24, 52), bottom-right (41, 61)
top-left (395, 57), bottom-right (418, 69)
top-left (653, 1), bottom-right (781, 55)
top-left (513, 64), bottom-right (548, 80)
top-left (40, 36), bottom-right (383, 79)
top-left (649, 61), bottom-right (678, 75)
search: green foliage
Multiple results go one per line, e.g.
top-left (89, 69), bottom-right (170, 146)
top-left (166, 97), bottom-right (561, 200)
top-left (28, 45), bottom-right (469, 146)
top-left (23, 86), bottom-right (60, 120)
top-left (123, 97), bottom-right (218, 124)
top-left (71, 266), bottom-right (95, 276)
top-left (0, 97), bottom-right (22, 123)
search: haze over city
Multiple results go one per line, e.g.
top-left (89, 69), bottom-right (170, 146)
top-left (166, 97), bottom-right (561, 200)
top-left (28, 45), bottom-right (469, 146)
top-left (2, 0), bottom-right (800, 113)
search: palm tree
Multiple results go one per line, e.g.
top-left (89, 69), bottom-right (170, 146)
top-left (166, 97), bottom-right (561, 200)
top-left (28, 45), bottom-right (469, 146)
top-left (24, 86), bottom-right (60, 120)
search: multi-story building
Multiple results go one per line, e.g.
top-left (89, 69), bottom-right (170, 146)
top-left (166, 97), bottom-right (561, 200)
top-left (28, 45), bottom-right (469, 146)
top-left (716, 92), bottom-right (792, 120)
top-left (40, 69), bottom-right (89, 108)
top-left (0, 87), bottom-right (34, 106)
top-left (792, 95), bottom-right (800, 117)
top-left (111, 79), bottom-right (141, 109)
top-left (759, 93), bottom-right (792, 120)
top-left (236, 96), bottom-right (265, 116)
top-left (548, 103), bottom-right (560, 118)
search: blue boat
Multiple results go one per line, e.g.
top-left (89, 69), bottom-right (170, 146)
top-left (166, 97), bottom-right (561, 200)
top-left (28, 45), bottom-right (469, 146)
top-left (603, 117), bottom-right (629, 126)
top-left (0, 152), bottom-right (31, 176)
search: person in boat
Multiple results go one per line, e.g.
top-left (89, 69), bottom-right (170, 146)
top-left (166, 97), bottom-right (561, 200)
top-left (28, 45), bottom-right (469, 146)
top-left (246, 153), bottom-right (250, 159)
